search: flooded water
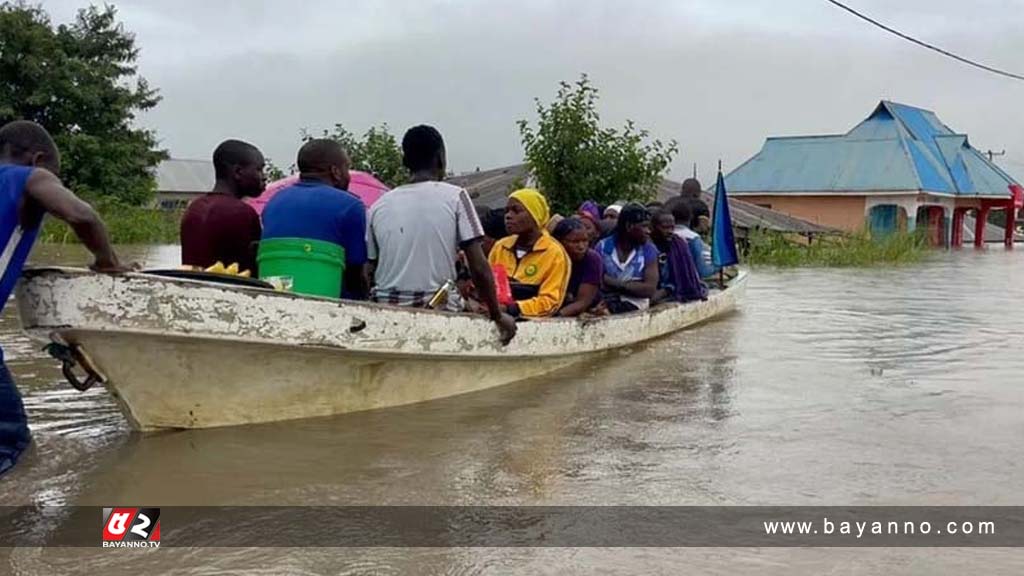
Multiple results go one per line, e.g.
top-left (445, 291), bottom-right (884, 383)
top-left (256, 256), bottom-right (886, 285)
top-left (3, 244), bottom-right (1024, 573)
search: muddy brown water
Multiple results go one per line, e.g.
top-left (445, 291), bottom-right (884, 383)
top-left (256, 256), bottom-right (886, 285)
top-left (2, 245), bottom-right (1024, 573)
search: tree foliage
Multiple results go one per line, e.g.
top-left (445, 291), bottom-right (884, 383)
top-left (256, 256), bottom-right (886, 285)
top-left (0, 2), bottom-right (166, 205)
top-left (302, 123), bottom-right (408, 188)
top-left (518, 75), bottom-right (677, 214)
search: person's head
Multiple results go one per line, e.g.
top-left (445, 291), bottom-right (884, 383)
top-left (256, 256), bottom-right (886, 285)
top-left (0, 120), bottom-right (60, 174)
top-left (505, 188), bottom-right (550, 236)
top-left (689, 198), bottom-right (711, 233)
top-left (615, 202), bottom-right (651, 246)
top-left (552, 217), bottom-right (589, 262)
top-left (297, 138), bottom-right (350, 191)
top-left (576, 201), bottom-right (601, 242)
top-left (478, 206), bottom-right (507, 255)
top-left (402, 125), bottom-right (446, 180)
top-left (680, 177), bottom-right (703, 199)
top-left (646, 200), bottom-right (664, 210)
top-left (651, 210), bottom-right (676, 244)
top-left (213, 139), bottom-right (266, 198)
top-left (546, 213), bottom-right (565, 234)
top-left (603, 202), bottom-right (624, 222)
top-left (665, 196), bottom-right (692, 230)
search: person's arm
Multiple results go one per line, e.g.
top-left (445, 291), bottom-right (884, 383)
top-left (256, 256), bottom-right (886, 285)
top-left (463, 239), bottom-right (516, 345)
top-left (690, 238), bottom-right (717, 278)
top-left (558, 281), bottom-right (599, 317)
top-left (342, 203), bottom-right (369, 299)
top-left (609, 257), bottom-right (658, 299)
top-left (514, 252), bottom-right (570, 317)
top-left (23, 168), bottom-right (124, 272)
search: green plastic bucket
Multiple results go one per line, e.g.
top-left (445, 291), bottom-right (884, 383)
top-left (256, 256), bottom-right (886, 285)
top-left (257, 237), bottom-right (345, 298)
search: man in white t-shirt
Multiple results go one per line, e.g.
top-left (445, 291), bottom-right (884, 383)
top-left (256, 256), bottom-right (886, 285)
top-left (366, 125), bottom-right (516, 344)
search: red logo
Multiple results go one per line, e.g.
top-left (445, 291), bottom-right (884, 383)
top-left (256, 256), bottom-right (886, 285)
top-left (102, 508), bottom-right (161, 548)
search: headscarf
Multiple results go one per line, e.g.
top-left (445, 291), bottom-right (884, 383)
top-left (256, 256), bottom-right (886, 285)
top-left (545, 214), bottom-right (565, 234)
top-left (577, 201), bottom-right (601, 225)
top-left (604, 202), bottom-right (624, 218)
top-left (509, 188), bottom-right (550, 228)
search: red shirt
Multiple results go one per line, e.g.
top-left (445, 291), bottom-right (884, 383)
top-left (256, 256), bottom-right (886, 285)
top-left (180, 193), bottom-right (261, 274)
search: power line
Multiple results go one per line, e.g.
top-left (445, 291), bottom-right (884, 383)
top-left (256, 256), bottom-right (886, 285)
top-left (824, 0), bottom-right (1024, 82)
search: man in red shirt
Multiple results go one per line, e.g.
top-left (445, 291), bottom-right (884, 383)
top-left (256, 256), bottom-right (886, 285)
top-left (180, 139), bottom-right (266, 274)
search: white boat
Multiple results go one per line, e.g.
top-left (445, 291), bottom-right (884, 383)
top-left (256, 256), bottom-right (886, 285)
top-left (15, 267), bottom-right (747, 431)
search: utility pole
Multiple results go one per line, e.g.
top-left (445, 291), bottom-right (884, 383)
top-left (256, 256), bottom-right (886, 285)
top-left (986, 149), bottom-right (1006, 162)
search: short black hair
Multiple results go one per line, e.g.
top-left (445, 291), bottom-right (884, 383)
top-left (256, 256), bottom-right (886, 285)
top-left (652, 209), bottom-right (675, 225)
top-left (212, 139), bottom-right (261, 180)
top-left (616, 202), bottom-right (650, 235)
top-left (402, 125), bottom-right (445, 172)
top-left (0, 120), bottom-right (60, 171)
top-left (688, 198), bottom-right (710, 227)
top-left (479, 207), bottom-right (507, 239)
top-left (665, 196), bottom-right (691, 228)
top-left (297, 139), bottom-right (347, 174)
top-left (552, 216), bottom-right (585, 241)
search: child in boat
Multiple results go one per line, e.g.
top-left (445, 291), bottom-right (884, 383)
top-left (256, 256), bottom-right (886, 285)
top-left (488, 188), bottom-right (570, 318)
top-left (0, 121), bottom-right (127, 476)
top-left (650, 210), bottom-right (707, 305)
top-left (595, 203), bottom-right (660, 314)
top-left (551, 217), bottom-right (605, 317)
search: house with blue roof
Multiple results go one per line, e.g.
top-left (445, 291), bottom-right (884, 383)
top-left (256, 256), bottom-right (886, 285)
top-left (724, 101), bottom-right (1022, 247)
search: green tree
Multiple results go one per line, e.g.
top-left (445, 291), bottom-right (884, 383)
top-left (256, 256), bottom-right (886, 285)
top-left (303, 123), bottom-right (408, 188)
top-left (0, 2), bottom-right (166, 206)
top-left (518, 75), bottom-right (677, 213)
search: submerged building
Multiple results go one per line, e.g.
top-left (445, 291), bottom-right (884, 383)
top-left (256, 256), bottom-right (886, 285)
top-left (724, 101), bottom-right (1023, 246)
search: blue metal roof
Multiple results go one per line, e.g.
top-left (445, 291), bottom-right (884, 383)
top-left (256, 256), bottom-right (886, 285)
top-left (726, 101), bottom-right (1019, 198)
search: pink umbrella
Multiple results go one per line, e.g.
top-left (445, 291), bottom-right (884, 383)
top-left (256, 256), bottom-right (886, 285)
top-left (246, 170), bottom-right (389, 216)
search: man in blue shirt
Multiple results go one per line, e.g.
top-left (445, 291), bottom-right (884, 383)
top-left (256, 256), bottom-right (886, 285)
top-left (261, 139), bottom-right (368, 299)
top-left (0, 120), bottom-right (126, 476)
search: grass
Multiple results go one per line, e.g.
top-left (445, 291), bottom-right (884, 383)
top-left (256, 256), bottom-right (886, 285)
top-left (40, 202), bottom-right (181, 245)
top-left (744, 229), bottom-right (930, 267)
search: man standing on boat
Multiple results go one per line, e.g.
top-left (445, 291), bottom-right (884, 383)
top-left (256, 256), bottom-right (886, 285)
top-left (366, 125), bottom-right (517, 345)
top-left (0, 120), bottom-right (127, 476)
top-left (180, 139), bottom-right (266, 275)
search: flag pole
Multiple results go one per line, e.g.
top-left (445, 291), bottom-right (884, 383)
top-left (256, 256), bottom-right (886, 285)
top-left (717, 160), bottom-right (725, 289)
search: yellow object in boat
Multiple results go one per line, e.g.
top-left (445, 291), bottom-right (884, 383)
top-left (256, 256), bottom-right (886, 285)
top-left (206, 261), bottom-right (226, 274)
top-left (225, 263), bottom-right (239, 275)
top-left (238, 270), bottom-right (251, 278)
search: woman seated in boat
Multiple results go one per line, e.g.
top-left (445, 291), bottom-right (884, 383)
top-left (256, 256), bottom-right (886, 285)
top-left (488, 188), bottom-right (570, 318)
top-left (576, 201), bottom-right (602, 246)
top-left (595, 203), bottom-right (660, 314)
top-left (551, 217), bottom-right (605, 317)
top-left (650, 210), bottom-right (707, 305)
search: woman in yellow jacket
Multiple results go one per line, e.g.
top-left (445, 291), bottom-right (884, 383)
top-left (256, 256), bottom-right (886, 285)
top-left (488, 188), bottom-right (570, 318)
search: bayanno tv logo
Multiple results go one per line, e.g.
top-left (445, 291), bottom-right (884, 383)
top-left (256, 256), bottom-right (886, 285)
top-left (101, 507), bottom-right (161, 548)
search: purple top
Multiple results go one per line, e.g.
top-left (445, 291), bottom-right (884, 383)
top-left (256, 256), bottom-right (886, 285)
top-left (567, 248), bottom-right (603, 301)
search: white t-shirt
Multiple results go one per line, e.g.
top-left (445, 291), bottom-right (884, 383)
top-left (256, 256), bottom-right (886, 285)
top-left (367, 181), bottom-right (483, 310)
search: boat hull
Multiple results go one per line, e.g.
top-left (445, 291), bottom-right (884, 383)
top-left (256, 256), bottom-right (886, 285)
top-left (16, 268), bottom-right (746, 430)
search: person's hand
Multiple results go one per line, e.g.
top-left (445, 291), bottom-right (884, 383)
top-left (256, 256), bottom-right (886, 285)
top-left (493, 312), bottom-right (517, 346)
top-left (89, 258), bottom-right (137, 274)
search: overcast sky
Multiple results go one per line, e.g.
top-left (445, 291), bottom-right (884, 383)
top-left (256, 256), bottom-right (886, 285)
top-left (44, 0), bottom-right (1024, 183)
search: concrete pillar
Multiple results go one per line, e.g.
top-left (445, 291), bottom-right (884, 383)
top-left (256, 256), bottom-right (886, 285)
top-left (1005, 200), bottom-right (1017, 248)
top-left (941, 207), bottom-right (953, 248)
top-left (975, 206), bottom-right (990, 248)
top-left (951, 208), bottom-right (966, 247)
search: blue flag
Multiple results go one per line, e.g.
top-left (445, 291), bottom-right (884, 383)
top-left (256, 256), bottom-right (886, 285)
top-left (711, 168), bottom-right (739, 268)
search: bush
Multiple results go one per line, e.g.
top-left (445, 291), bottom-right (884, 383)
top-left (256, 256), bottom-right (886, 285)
top-left (40, 200), bottom-right (180, 245)
top-left (745, 229), bottom-right (929, 267)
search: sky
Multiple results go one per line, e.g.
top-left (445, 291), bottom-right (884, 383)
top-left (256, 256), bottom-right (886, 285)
top-left (43, 0), bottom-right (1024, 183)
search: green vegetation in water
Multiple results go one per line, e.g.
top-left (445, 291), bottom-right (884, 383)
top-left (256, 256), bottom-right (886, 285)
top-left (745, 229), bottom-right (929, 267)
top-left (40, 203), bottom-right (181, 245)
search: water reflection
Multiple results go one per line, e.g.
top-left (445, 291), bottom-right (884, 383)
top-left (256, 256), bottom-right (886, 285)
top-left (4, 245), bottom-right (1024, 573)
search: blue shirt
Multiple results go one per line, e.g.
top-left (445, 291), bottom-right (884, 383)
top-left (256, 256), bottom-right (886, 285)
top-left (0, 165), bottom-right (41, 362)
top-left (261, 181), bottom-right (368, 267)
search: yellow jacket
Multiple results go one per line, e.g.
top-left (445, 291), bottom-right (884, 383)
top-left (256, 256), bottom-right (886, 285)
top-left (488, 232), bottom-right (571, 317)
